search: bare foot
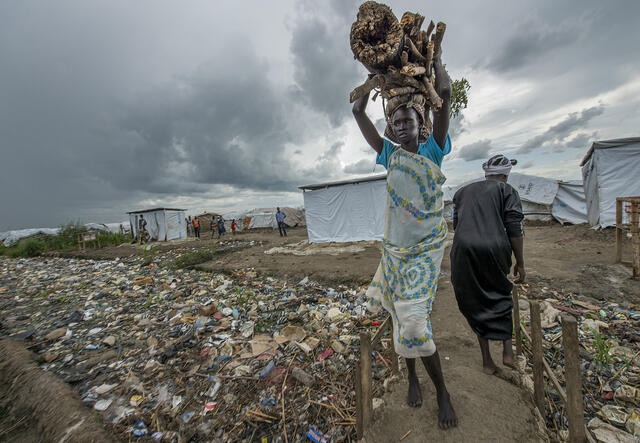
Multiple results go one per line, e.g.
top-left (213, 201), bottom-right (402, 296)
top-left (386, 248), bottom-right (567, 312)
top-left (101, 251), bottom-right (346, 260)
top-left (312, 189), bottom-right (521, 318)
top-left (482, 363), bottom-right (497, 375)
top-left (437, 390), bottom-right (458, 429)
top-left (407, 376), bottom-right (422, 407)
top-left (503, 355), bottom-right (517, 370)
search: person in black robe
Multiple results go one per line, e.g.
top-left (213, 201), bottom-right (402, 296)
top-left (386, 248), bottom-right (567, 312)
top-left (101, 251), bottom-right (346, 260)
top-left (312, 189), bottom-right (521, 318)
top-left (450, 154), bottom-right (525, 374)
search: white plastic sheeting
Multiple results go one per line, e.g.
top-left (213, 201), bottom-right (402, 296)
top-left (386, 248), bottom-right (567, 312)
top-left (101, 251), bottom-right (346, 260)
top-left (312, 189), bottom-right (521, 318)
top-left (129, 209), bottom-right (186, 241)
top-left (302, 179), bottom-right (386, 243)
top-left (581, 138), bottom-right (640, 227)
top-left (552, 181), bottom-right (588, 225)
top-left (247, 212), bottom-right (277, 229)
top-left (444, 173), bottom-right (587, 224)
top-left (0, 228), bottom-right (61, 247)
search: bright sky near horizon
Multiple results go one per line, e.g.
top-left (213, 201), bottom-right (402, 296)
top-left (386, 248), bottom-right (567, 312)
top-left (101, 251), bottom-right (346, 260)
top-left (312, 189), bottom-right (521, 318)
top-left (1, 0), bottom-right (639, 230)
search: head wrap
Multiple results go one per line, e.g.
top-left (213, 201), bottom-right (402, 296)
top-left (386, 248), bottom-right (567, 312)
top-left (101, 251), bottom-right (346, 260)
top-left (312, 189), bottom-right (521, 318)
top-left (483, 154), bottom-right (517, 176)
top-left (383, 94), bottom-right (432, 143)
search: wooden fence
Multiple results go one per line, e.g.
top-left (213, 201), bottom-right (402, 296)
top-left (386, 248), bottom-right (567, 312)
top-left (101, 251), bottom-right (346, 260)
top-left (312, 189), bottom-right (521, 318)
top-left (513, 287), bottom-right (596, 443)
top-left (355, 289), bottom-right (597, 442)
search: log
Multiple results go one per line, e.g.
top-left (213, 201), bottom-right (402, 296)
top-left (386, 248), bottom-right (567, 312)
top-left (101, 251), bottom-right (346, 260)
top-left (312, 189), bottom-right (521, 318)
top-left (350, 1), bottom-right (403, 73)
top-left (425, 41), bottom-right (434, 77)
top-left (401, 64), bottom-right (426, 76)
top-left (404, 38), bottom-right (426, 65)
top-left (421, 76), bottom-right (443, 110)
top-left (349, 74), bottom-right (385, 103)
top-left (400, 12), bottom-right (425, 39)
top-left (431, 22), bottom-right (446, 60)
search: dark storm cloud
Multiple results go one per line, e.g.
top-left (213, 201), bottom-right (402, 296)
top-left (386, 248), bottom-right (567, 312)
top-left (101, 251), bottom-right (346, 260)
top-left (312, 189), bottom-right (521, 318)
top-left (515, 104), bottom-right (604, 154)
top-left (289, 0), bottom-right (364, 126)
top-left (343, 159), bottom-right (375, 174)
top-left (457, 139), bottom-right (495, 162)
top-left (484, 20), bottom-right (580, 73)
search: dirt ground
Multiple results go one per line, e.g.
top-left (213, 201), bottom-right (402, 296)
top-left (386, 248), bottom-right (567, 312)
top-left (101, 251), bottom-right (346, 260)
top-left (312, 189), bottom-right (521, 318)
top-left (15, 223), bottom-right (637, 442)
top-left (62, 223), bottom-right (639, 304)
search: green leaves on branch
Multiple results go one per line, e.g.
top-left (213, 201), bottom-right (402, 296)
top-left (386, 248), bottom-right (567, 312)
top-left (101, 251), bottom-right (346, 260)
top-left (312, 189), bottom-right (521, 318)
top-left (450, 77), bottom-right (470, 119)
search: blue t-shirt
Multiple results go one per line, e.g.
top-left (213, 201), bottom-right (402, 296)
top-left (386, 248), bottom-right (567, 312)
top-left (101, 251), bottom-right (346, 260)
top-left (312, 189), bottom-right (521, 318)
top-left (376, 133), bottom-right (451, 169)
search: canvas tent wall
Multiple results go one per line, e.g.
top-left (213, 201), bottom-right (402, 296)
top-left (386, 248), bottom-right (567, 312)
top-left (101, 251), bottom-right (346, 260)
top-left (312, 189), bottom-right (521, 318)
top-left (443, 173), bottom-right (560, 222)
top-left (443, 173), bottom-right (588, 224)
top-left (300, 175), bottom-right (386, 243)
top-left (246, 207), bottom-right (305, 230)
top-left (128, 208), bottom-right (187, 241)
top-left (580, 138), bottom-right (640, 227)
top-left (551, 181), bottom-right (588, 225)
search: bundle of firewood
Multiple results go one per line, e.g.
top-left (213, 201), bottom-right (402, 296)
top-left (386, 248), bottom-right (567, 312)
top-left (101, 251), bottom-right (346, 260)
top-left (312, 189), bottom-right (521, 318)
top-left (349, 1), bottom-right (447, 125)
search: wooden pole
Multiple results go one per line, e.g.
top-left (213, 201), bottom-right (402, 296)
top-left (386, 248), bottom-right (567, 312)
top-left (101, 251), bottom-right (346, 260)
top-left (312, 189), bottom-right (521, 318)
top-left (513, 285), bottom-right (522, 356)
top-left (616, 199), bottom-right (623, 263)
top-left (530, 301), bottom-right (545, 414)
top-left (355, 361), bottom-right (363, 440)
top-left (390, 320), bottom-right (400, 376)
top-left (562, 314), bottom-right (586, 443)
top-left (359, 332), bottom-right (373, 433)
top-left (630, 200), bottom-right (639, 278)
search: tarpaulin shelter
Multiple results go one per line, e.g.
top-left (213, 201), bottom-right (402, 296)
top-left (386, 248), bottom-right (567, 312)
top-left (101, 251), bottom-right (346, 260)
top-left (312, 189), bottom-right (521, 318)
top-left (299, 175), bottom-right (386, 243)
top-left (580, 138), bottom-right (640, 227)
top-left (246, 208), bottom-right (306, 230)
top-left (444, 173), bottom-right (588, 224)
top-left (128, 208), bottom-right (187, 241)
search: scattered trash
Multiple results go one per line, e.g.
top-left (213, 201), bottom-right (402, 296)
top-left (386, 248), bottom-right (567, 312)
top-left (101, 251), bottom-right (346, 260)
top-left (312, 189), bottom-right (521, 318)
top-left (307, 426), bottom-right (329, 443)
top-left (0, 254), bottom-right (387, 441)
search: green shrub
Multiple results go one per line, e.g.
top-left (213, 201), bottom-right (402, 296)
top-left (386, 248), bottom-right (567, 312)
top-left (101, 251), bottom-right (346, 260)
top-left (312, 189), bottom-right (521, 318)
top-left (171, 248), bottom-right (217, 269)
top-left (17, 238), bottom-right (46, 257)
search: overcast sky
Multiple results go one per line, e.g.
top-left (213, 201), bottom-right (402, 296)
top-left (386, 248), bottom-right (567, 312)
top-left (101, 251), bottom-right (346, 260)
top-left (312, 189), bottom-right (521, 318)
top-left (1, 0), bottom-right (639, 230)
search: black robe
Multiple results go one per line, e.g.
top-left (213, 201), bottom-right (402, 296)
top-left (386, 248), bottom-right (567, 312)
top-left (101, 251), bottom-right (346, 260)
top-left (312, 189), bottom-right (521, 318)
top-left (450, 180), bottom-right (524, 340)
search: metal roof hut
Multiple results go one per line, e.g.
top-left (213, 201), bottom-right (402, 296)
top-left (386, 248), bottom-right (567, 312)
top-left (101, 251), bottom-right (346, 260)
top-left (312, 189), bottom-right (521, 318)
top-left (299, 175), bottom-right (386, 243)
top-left (580, 137), bottom-right (640, 227)
top-left (128, 208), bottom-right (187, 241)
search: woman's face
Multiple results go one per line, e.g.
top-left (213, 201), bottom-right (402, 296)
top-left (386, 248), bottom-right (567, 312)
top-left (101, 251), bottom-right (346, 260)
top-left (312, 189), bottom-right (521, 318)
top-left (391, 107), bottom-right (420, 145)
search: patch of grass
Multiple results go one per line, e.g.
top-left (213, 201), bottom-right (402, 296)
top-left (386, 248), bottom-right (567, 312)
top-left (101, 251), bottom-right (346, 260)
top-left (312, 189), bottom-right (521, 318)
top-left (591, 328), bottom-right (612, 368)
top-left (171, 248), bottom-right (217, 269)
top-left (139, 247), bottom-right (157, 266)
top-left (0, 221), bottom-right (130, 258)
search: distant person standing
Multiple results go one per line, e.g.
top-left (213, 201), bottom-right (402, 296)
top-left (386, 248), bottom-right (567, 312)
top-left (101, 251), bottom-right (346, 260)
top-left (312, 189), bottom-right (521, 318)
top-left (187, 216), bottom-right (193, 237)
top-left (231, 219), bottom-right (237, 235)
top-left (217, 216), bottom-right (226, 238)
top-left (210, 217), bottom-right (216, 238)
top-left (193, 216), bottom-right (200, 239)
top-left (138, 215), bottom-right (147, 244)
top-left (276, 207), bottom-right (287, 237)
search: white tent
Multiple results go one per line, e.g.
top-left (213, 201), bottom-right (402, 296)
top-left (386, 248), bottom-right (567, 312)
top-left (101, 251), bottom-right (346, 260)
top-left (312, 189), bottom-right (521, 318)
top-left (444, 173), bottom-right (563, 222)
top-left (551, 180), bottom-right (588, 225)
top-left (128, 208), bottom-right (187, 241)
top-left (581, 138), bottom-right (640, 227)
top-left (300, 175), bottom-right (386, 243)
top-left (246, 207), bottom-right (305, 230)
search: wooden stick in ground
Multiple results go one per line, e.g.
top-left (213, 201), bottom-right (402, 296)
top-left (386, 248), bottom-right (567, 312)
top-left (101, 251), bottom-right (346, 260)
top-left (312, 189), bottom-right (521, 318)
top-left (530, 301), bottom-right (545, 415)
top-left (616, 199), bottom-right (623, 263)
top-left (360, 332), bottom-right (373, 433)
top-left (281, 356), bottom-right (295, 443)
top-left (355, 361), bottom-right (363, 440)
top-left (631, 201), bottom-right (640, 278)
top-left (513, 285), bottom-right (522, 356)
top-left (562, 314), bottom-right (586, 443)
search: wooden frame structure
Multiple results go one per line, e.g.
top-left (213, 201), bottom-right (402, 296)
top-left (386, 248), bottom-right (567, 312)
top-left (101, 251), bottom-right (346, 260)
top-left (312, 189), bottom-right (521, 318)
top-left (513, 287), bottom-right (595, 443)
top-left (616, 196), bottom-right (640, 278)
top-left (77, 232), bottom-right (100, 250)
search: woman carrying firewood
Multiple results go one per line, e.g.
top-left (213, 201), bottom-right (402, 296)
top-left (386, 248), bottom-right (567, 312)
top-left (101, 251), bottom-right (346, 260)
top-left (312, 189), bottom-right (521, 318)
top-left (352, 52), bottom-right (457, 429)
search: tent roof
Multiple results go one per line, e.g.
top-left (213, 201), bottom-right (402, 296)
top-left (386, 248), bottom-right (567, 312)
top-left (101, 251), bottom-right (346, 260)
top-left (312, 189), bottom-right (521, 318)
top-left (127, 207), bottom-right (185, 214)
top-left (580, 137), bottom-right (640, 166)
top-left (299, 174), bottom-right (387, 190)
